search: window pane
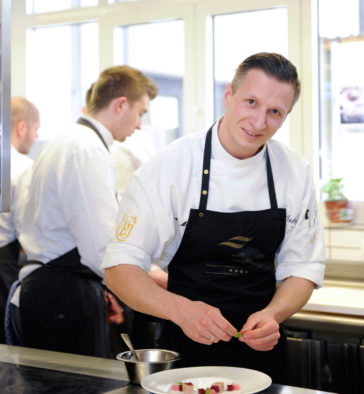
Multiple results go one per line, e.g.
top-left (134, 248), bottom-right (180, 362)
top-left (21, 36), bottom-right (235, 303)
top-left (318, 0), bottom-right (364, 200)
top-left (213, 7), bottom-right (289, 145)
top-left (114, 19), bottom-right (184, 142)
top-left (26, 0), bottom-right (97, 14)
top-left (27, 23), bottom-right (99, 141)
top-left (80, 23), bottom-right (99, 108)
top-left (108, 0), bottom-right (137, 3)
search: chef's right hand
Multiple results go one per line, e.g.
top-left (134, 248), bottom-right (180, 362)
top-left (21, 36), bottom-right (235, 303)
top-left (173, 299), bottom-right (237, 345)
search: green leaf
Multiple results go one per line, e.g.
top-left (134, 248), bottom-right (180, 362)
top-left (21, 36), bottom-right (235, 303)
top-left (234, 332), bottom-right (242, 338)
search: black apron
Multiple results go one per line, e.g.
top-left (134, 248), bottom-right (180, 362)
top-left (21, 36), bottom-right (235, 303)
top-left (0, 239), bottom-right (23, 343)
top-left (160, 127), bottom-right (289, 383)
top-left (19, 248), bottom-right (109, 357)
top-left (15, 118), bottom-right (111, 357)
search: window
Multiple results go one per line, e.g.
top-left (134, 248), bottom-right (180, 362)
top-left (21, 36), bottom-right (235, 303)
top-left (26, 0), bottom-right (97, 14)
top-left (108, 0), bottom-right (137, 3)
top-left (318, 0), bottom-right (364, 201)
top-left (114, 19), bottom-right (184, 142)
top-left (26, 22), bottom-right (99, 141)
top-left (14, 0), bottom-right (305, 154)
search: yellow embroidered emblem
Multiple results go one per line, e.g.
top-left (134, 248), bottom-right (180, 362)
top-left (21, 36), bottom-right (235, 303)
top-left (115, 210), bottom-right (137, 242)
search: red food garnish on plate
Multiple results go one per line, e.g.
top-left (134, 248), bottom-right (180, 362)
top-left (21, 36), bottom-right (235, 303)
top-left (227, 383), bottom-right (240, 391)
top-left (212, 382), bottom-right (225, 393)
top-left (198, 389), bottom-right (205, 394)
top-left (182, 383), bottom-right (194, 394)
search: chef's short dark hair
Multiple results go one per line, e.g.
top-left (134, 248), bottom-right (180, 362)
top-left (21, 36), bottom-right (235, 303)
top-left (231, 52), bottom-right (301, 110)
top-left (88, 65), bottom-right (158, 113)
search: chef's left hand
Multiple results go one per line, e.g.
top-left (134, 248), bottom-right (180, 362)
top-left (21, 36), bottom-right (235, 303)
top-left (237, 311), bottom-right (280, 351)
top-left (104, 290), bottom-right (124, 325)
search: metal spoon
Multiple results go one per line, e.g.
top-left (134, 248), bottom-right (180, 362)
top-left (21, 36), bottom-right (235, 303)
top-left (120, 333), bottom-right (140, 361)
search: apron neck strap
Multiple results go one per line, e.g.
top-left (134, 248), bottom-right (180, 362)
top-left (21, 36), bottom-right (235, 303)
top-left (266, 148), bottom-right (278, 209)
top-left (77, 117), bottom-right (109, 152)
top-left (198, 126), bottom-right (213, 213)
top-left (198, 126), bottom-right (278, 212)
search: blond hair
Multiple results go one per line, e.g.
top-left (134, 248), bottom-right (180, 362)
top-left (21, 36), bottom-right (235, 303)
top-left (88, 65), bottom-right (158, 113)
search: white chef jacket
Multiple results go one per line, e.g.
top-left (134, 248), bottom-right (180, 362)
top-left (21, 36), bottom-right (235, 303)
top-left (102, 120), bottom-right (326, 288)
top-left (18, 116), bottom-right (118, 280)
top-left (110, 142), bottom-right (139, 197)
top-left (0, 146), bottom-right (33, 247)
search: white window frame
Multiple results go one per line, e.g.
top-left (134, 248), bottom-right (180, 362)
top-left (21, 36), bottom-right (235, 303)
top-left (11, 0), bottom-right (318, 173)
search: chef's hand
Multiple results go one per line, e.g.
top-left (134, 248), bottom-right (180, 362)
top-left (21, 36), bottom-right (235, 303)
top-left (174, 299), bottom-right (237, 345)
top-left (104, 290), bottom-right (124, 325)
top-left (237, 311), bottom-right (280, 351)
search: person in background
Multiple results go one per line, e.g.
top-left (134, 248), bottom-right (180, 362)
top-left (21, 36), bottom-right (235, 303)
top-left (6, 66), bottom-right (157, 357)
top-left (110, 124), bottom-right (169, 196)
top-left (102, 53), bottom-right (325, 383)
top-left (84, 81), bottom-right (168, 353)
top-left (0, 97), bottom-right (39, 343)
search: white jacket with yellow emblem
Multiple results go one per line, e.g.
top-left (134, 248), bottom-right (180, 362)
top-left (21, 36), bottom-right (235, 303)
top-left (102, 120), bottom-right (325, 288)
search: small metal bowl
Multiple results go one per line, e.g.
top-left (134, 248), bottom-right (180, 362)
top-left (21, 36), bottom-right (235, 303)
top-left (116, 349), bottom-right (181, 385)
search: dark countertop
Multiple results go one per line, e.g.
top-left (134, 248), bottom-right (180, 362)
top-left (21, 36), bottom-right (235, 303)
top-left (0, 345), bottom-right (335, 394)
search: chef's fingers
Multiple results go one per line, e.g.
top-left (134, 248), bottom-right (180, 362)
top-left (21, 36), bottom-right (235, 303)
top-left (205, 308), bottom-right (238, 340)
top-left (207, 320), bottom-right (236, 342)
top-left (240, 310), bottom-right (279, 337)
top-left (241, 330), bottom-right (280, 351)
top-left (178, 301), bottom-right (236, 344)
top-left (189, 319), bottom-right (233, 345)
top-left (241, 318), bottom-right (279, 340)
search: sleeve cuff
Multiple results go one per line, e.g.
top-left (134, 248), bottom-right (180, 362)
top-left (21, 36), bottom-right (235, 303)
top-left (276, 261), bottom-right (326, 289)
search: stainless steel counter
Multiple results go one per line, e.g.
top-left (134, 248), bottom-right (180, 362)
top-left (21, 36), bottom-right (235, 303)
top-left (0, 345), bottom-right (335, 394)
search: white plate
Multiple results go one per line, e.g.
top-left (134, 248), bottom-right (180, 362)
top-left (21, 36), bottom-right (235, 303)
top-left (141, 366), bottom-right (271, 394)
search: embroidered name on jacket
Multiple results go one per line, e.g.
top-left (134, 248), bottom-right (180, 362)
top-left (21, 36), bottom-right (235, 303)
top-left (115, 210), bottom-right (137, 242)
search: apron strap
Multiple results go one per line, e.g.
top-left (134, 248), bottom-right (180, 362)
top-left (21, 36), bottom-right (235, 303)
top-left (77, 117), bottom-right (118, 201)
top-left (198, 126), bottom-right (279, 212)
top-left (198, 126), bottom-right (213, 213)
top-left (77, 117), bottom-right (109, 152)
top-left (266, 148), bottom-right (278, 209)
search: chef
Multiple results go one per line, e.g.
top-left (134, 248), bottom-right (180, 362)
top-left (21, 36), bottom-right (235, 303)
top-left (102, 53), bottom-right (325, 382)
top-left (0, 97), bottom-right (39, 343)
top-left (6, 65), bottom-right (158, 357)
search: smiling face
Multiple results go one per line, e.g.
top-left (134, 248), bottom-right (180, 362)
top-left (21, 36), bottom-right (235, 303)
top-left (219, 68), bottom-right (296, 159)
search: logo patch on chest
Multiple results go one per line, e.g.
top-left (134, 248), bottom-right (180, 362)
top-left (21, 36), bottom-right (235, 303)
top-left (115, 210), bottom-right (137, 242)
top-left (204, 235), bottom-right (272, 276)
top-left (218, 235), bottom-right (253, 249)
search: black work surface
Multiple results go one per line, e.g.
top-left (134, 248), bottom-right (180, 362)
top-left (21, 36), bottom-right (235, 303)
top-left (0, 361), bottom-right (128, 393)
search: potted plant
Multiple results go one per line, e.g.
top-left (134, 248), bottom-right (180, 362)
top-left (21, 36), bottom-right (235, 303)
top-left (321, 177), bottom-right (353, 223)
